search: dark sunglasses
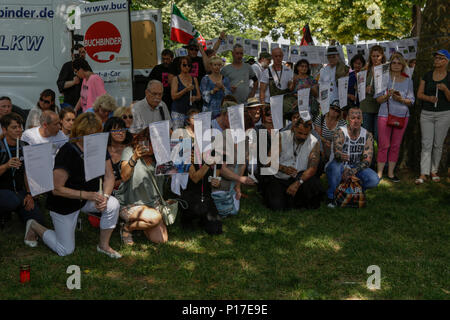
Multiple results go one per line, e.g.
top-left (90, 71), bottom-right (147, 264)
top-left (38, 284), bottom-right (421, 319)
top-left (188, 47), bottom-right (198, 51)
top-left (40, 98), bottom-right (51, 104)
top-left (122, 115), bottom-right (133, 120)
top-left (331, 107), bottom-right (341, 112)
top-left (182, 63), bottom-right (192, 67)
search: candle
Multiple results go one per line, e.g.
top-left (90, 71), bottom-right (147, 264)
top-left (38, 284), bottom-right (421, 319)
top-left (213, 165), bottom-right (217, 177)
top-left (189, 90), bottom-right (192, 106)
top-left (16, 138), bottom-right (19, 158)
top-left (99, 177), bottom-right (103, 195)
top-left (434, 86), bottom-right (438, 108)
top-left (20, 265), bottom-right (30, 283)
top-left (391, 76), bottom-right (396, 90)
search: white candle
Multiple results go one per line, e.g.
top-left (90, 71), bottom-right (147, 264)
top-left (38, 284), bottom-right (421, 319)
top-left (213, 164), bottom-right (217, 177)
top-left (189, 90), bottom-right (192, 106)
top-left (391, 76), bottom-right (396, 90)
top-left (99, 177), bottom-right (103, 195)
top-left (16, 138), bottom-right (19, 158)
top-left (434, 86), bottom-right (438, 108)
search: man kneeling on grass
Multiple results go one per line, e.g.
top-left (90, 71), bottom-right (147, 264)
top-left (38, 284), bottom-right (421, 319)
top-left (263, 113), bottom-right (325, 211)
top-left (325, 106), bottom-right (380, 208)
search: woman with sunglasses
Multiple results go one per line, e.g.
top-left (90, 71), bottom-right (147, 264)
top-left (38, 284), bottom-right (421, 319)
top-left (313, 100), bottom-right (347, 162)
top-left (375, 53), bottom-right (414, 182)
top-left (113, 106), bottom-right (133, 128)
top-left (415, 50), bottom-right (450, 184)
top-left (25, 89), bottom-right (60, 129)
top-left (103, 117), bottom-right (132, 190)
top-left (171, 56), bottom-right (201, 129)
top-left (59, 107), bottom-right (76, 137)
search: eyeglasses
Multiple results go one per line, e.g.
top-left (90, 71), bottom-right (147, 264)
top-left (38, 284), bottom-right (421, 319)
top-left (40, 98), bottom-right (51, 104)
top-left (122, 115), bottom-right (133, 120)
top-left (331, 107), bottom-right (341, 112)
top-left (182, 64), bottom-right (192, 67)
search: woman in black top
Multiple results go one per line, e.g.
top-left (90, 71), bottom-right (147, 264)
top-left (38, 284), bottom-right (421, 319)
top-left (415, 50), bottom-right (450, 184)
top-left (26, 113), bottom-right (122, 258)
top-left (103, 117), bottom-right (132, 190)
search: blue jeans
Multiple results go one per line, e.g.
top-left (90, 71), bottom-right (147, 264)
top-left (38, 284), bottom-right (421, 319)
top-left (0, 189), bottom-right (44, 225)
top-left (326, 160), bottom-right (380, 200)
top-left (362, 112), bottom-right (378, 141)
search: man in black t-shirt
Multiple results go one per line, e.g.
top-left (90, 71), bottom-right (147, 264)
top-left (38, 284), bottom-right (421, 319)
top-left (0, 113), bottom-right (44, 239)
top-left (56, 44), bottom-right (86, 108)
top-left (148, 49), bottom-right (174, 111)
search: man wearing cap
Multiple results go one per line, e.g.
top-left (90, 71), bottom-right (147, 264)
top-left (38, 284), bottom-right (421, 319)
top-left (57, 44), bottom-right (86, 108)
top-left (415, 49), bottom-right (450, 184)
top-left (251, 52), bottom-right (272, 100)
top-left (169, 39), bottom-right (207, 85)
top-left (246, 97), bottom-right (264, 127)
top-left (259, 48), bottom-right (294, 104)
top-left (319, 46), bottom-right (349, 106)
top-left (263, 116), bottom-right (324, 211)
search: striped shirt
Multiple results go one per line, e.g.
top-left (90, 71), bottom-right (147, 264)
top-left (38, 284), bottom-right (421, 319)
top-left (313, 115), bottom-right (347, 142)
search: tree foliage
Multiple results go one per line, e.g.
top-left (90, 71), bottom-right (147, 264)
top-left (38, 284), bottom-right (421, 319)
top-left (248, 0), bottom-right (416, 44)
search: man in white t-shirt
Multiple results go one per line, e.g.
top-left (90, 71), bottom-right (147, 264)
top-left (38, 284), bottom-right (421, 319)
top-left (251, 52), bottom-right (272, 99)
top-left (21, 110), bottom-right (68, 157)
top-left (259, 47), bottom-right (294, 104)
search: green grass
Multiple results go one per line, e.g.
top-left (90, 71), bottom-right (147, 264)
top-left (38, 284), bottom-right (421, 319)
top-left (0, 170), bottom-right (449, 300)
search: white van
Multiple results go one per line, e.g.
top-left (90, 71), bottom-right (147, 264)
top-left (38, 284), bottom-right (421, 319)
top-left (0, 0), bottom-right (163, 110)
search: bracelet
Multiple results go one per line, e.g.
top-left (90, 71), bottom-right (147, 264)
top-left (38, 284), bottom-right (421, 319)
top-left (103, 194), bottom-right (110, 199)
top-left (129, 158), bottom-right (137, 167)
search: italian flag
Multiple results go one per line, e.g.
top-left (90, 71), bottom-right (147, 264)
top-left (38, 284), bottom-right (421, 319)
top-left (170, 4), bottom-right (206, 48)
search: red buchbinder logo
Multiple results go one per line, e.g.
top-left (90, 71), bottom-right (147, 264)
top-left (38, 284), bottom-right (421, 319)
top-left (84, 21), bottom-right (122, 63)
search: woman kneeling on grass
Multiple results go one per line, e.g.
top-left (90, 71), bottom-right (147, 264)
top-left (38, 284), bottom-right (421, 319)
top-left (25, 113), bottom-right (122, 258)
top-left (114, 127), bottom-right (168, 245)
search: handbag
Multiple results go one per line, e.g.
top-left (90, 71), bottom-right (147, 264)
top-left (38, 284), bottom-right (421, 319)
top-left (386, 96), bottom-right (408, 129)
top-left (149, 170), bottom-right (187, 226)
top-left (211, 165), bottom-right (239, 217)
top-left (334, 176), bottom-right (366, 208)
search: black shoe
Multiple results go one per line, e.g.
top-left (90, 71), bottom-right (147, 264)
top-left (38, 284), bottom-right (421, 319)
top-left (387, 176), bottom-right (400, 183)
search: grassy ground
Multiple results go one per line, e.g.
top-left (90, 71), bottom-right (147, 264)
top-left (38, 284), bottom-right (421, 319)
top-left (0, 170), bottom-right (449, 300)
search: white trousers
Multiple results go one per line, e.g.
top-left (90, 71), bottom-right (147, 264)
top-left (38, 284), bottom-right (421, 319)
top-left (42, 197), bottom-right (120, 256)
top-left (420, 110), bottom-right (450, 175)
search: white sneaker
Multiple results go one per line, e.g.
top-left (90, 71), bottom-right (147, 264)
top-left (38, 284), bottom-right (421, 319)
top-left (327, 200), bottom-right (336, 208)
top-left (97, 246), bottom-right (122, 259)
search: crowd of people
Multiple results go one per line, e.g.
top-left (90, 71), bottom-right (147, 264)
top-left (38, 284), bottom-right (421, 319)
top-left (0, 35), bottom-right (449, 259)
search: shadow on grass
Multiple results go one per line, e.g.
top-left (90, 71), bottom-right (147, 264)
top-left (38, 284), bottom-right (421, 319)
top-left (0, 175), bottom-right (448, 299)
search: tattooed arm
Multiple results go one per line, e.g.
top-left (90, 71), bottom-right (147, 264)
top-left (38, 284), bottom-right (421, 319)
top-left (332, 129), bottom-right (349, 162)
top-left (348, 132), bottom-right (373, 176)
top-left (299, 142), bottom-right (320, 182)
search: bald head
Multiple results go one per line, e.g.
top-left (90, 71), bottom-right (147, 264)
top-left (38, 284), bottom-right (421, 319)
top-left (271, 47), bottom-right (283, 66)
top-left (40, 110), bottom-right (61, 137)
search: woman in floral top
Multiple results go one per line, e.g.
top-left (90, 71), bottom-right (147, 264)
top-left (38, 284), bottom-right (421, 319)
top-left (293, 59), bottom-right (319, 117)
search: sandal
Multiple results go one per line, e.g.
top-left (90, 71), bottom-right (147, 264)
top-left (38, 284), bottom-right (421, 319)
top-left (120, 223), bottom-right (134, 246)
top-left (431, 174), bottom-right (441, 182)
top-left (415, 178), bottom-right (425, 185)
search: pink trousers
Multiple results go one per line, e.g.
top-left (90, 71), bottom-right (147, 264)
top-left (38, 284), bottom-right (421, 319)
top-left (377, 116), bottom-right (409, 163)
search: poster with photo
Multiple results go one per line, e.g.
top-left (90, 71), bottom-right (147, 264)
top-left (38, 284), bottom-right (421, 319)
top-left (250, 40), bottom-right (259, 57)
top-left (281, 44), bottom-right (290, 62)
top-left (260, 41), bottom-right (269, 53)
top-left (244, 39), bottom-right (252, 55)
top-left (270, 42), bottom-right (280, 52)
top-left (226, 35), bottom-right (234, 51)
top-left (356, 44), bottom-right (368, 60)
top-left (156, 138), bottom-right (192, 176)
top-left (290, 45), bottom-right (300, 63)
top-left (299, 46), bottom-right (321, 64)
top-left (345, 44), bottom-right (357, 63)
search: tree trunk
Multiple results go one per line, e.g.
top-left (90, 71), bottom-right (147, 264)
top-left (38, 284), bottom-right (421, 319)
top-left (411, 5), bottom-right (422, 37)
top-left (399, 0), bottom-right (449, 174)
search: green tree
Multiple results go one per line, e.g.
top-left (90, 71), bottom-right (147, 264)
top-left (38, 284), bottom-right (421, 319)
top-left (249, 0), bottom-right (416, 44)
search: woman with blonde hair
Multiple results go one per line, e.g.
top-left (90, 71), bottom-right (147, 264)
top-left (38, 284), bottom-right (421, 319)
top-left (24, 112), bottom-right (122, 258)
top-left (360, 45), bottom-right (387, 140)
top-left (375, 52), bottom-right (414, 182)
top-left (113, 106), bottom-right (133, 128)
top-left (92, 94), bottom-right (117, 125)
top-left (200, 56), bottom-right (231, 119)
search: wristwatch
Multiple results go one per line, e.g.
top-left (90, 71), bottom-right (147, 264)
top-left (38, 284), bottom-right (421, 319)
top-left (297, 178), bottom-right (304, 185)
